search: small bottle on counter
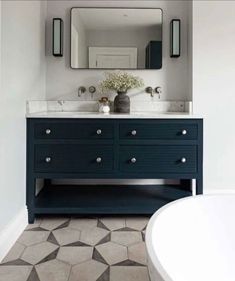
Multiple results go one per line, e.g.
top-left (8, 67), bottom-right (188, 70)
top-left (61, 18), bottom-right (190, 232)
top-left (98, 97), bottom-right (110, 114)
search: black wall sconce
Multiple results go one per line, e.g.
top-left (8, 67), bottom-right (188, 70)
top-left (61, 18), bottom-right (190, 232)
top-left (170, 19), bottom-right (181, 58)
top-left (53, 18), bottom-right (63, 57)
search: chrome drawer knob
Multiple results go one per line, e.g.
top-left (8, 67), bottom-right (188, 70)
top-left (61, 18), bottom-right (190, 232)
top-left (182, 129), bottom-right (187, 135)
top-left (131, 157), bottom-right (137, 163)
top-left (131, 130), bottom-right (137, 136)
top-left (96, 129), bottom-right (102, 135)
top-left (45, 157), bottom-right (51, 163)
top-left (45, 129), bottom-right (51, 135)
top-left (181, 157), bottom-right (187, 163)
top-left (96, 157), bottom-right (102, 163)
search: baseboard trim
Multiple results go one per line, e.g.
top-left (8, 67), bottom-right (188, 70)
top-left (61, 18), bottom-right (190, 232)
top-left (204, 188), bottom-right (235, 194)
top-left (0, 207), bottom-right (28, 262)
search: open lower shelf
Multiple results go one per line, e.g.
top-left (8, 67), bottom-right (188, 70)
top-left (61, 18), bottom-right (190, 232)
top-left (34, 184), bottom-right (191, 215)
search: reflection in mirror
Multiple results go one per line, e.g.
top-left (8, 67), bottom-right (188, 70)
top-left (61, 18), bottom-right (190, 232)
top-left (71, 8), bottom-right (162, 69)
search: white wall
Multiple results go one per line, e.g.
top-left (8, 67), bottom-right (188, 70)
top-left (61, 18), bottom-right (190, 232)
top-left (46, 1), bottom-right (191, 101)
top-left (192, 1), bottom-right (235, 192)
top-left (0, 1), bottom-right (47, 231)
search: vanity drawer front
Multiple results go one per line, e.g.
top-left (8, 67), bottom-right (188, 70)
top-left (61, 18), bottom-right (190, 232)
top-left (34, 122), bottom-right (114, 139)
top-left (119, 145), bottom-right (197, 173)
top-left (119, 123), bottom-right (198, 140)
top-left (34, 144), bottom-right (114, 173)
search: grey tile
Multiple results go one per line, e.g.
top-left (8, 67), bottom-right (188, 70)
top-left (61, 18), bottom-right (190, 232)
top-left (69, 218), bottom-right (97, 231)
top-left (96, 233), bottom-right (111, 246)
top-left (100, 218), bottom-right (125, 231)
top-left (0, 266), bottom-right (33, 281)
top-left (69, 260), bottom-right (108, 281)
top-left (57, 246), bottom-right (93, 265)
top-left (111, 231), bottom-right (142, 247)
top-left (21, 241), bottom-right (58, 265)
top-left (96, 267), bottom-right (110, 281)
top-left (97, 220), bottom-right (110, 231)
top-left (92, 248), bottom-right (108, 265)
top-left (47, 232), bottom-right (59, 245)
top-left (40, 217), bottom-right (69, 231)
top-left (80, 227), bottom-right (109, 246)
top-left (18, 231), bottom-right (49, 247)
top-left (96, 242), bottom-right (128, 265)
top-left (113, 260), bottom-right (144, 267)
top-left (64, 241), bottom-right (90, 247)
top-left (128, 242), bottom-right (147, 265)
top-left (36, 259), bottom-right (71, 281)
top-left (37, 248), bottom-right (59, 265)
top-left (110, 266), bottom-right (150, 281)
top-left (52, 227), bottom-right (81, 246)
top-left (125, 217), bottom-right (149, 231)
top-left (0, 259), bottom-right (31, 266)
top-left (26, 267), bottom-right (40, 281)
top-left (25, 218), bottom-right (42, 230)
top-left (2, 243), bottom-right (25, 263)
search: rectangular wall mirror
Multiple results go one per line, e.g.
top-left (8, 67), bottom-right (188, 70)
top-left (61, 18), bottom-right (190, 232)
top-left (70, 8), bottom-right (162, 69)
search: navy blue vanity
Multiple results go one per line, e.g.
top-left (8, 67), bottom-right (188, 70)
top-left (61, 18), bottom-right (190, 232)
top-left (26, 117), bottom-right (203, 223)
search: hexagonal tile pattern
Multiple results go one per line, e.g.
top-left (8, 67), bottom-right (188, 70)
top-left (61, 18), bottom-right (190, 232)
top-left (100, 218), bottom-right (125, 231)
top-left (69, 260), bottom-right (108, 281)
top-left (80, 227), bottom-right (109, 246)
top-left (2, 242), bottom-right (25, 263)
top-left (57, 246), bottom-right (93, 265)
top-left (40, 217), bottom-right (69, 231)
top-left (128, 242), bottom-right (147, 265)
top-left (21, 241), bottom-right (58, 265)
top-left (18, 231), bottom-right (49, 246)
top-left (96, 242), bottom-right (128, 265)
top-left (0, 266), bottom-right (33, 281)
top-left (125, 217), bottom-right (149, 231)
top-left (111, 231), bottom-right (142, 246)
top-left (35, 259), bottom-right (71, 281)
top-left (1, 216), bottom-right (150, 281)
top-left (52, 227), bottom-right (81, 246)
top-left (69, 218), bottom-right (97, 231)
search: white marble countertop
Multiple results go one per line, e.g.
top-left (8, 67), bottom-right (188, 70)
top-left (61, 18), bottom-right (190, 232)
top-left (26, 111), bottom-right (202, 119)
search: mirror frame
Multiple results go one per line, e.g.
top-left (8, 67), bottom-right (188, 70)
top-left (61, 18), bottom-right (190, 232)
top-left (70, 7), bottom-right (163, 70)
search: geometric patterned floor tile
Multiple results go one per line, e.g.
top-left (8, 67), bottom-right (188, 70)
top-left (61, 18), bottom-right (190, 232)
top-left (125, 217), bottom-right (149, 231)
top-left (69, 260), bottom-right (108, 281)
top-left (99, 218), bottom-right (125, 231)
top-left (35, 259), bottom-right (71, 281)
top-left (40, 218), bottom-right (70, 231)
top-left (109, 266), bottom-right (150, 281)
top-left (52, 227), bottom-right (81, 246)
top-left (96, 242), bottom-right (128, 265)
top-left (18, 231), bottom-right (49, 247)
top-left (80, 227), bottom-right (109, 246)
top-left (0, 266), bottom-right (33, 281)
top-left (21, 241), bottom-right (58, 265)
top-left (69, 218), bottom-right (98, 231)
top-left (128, 242), bottom-right (147, 265)
top-left (57, 246), bottom-right (93, 265)
top-left (111, 231), bottom-right (142, 247)
top-left (2, 242), bottom-right (25, 263)
top-left (1, 216), bottom-right (150, 281)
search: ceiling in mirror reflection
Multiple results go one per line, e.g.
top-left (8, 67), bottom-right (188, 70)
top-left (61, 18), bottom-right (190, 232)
top-left (71, 8), bottom-right (162, 69)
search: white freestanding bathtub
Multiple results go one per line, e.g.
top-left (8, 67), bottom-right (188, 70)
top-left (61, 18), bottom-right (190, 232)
top-left (146, 195), bottom-right (235, 281)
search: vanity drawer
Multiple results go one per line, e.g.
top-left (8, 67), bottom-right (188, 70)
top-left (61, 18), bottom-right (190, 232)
top-left (119, 123), bottom-right (198, 140)
top-left (34, 122), bottom-right (114, 139)
top-left (119, 145), bottom-right (197, 174)
top-left (34, 144), bottom-right (114, 173)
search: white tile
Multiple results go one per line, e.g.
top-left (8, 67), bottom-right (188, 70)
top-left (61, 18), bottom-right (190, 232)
top-left (69, 218), bottom-right (97, 231)
top-left (0, 266), bottom-right (32, 281)
top-left (2, 243), bottom-right (25, 263)
top-left (80, 227), bottom-right (109, 246)
top-left (125, 217), bottom-right (149, 231)
top-left (100, 218), bottom-right (125, 231)
top-left (52, 228), bottom-right (81, 246)
top-left (128, 242), bottom-right (147, 265)
top-left (40, 217), bottom-right (69, 231)
top-left (18, 231), bottom-right (49, 246)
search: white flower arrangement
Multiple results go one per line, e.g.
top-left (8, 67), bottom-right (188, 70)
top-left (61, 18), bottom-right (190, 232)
top-left (99, 71), bottom-right (144, 93)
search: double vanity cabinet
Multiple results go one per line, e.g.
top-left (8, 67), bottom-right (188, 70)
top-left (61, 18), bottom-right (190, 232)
top-left (26, 114), bottom-right (203, 223)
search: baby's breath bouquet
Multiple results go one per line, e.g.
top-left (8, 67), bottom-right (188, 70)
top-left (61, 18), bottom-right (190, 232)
top-left (99, 71), bottom-right (144, 113)
top-left (100, 71), bottom-right (144, 93)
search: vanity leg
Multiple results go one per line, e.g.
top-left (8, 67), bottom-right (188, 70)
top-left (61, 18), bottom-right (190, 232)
top-left (196, 177), bottom-right (203, 195)
top-left (28, 209), bottom-right (35, 224)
